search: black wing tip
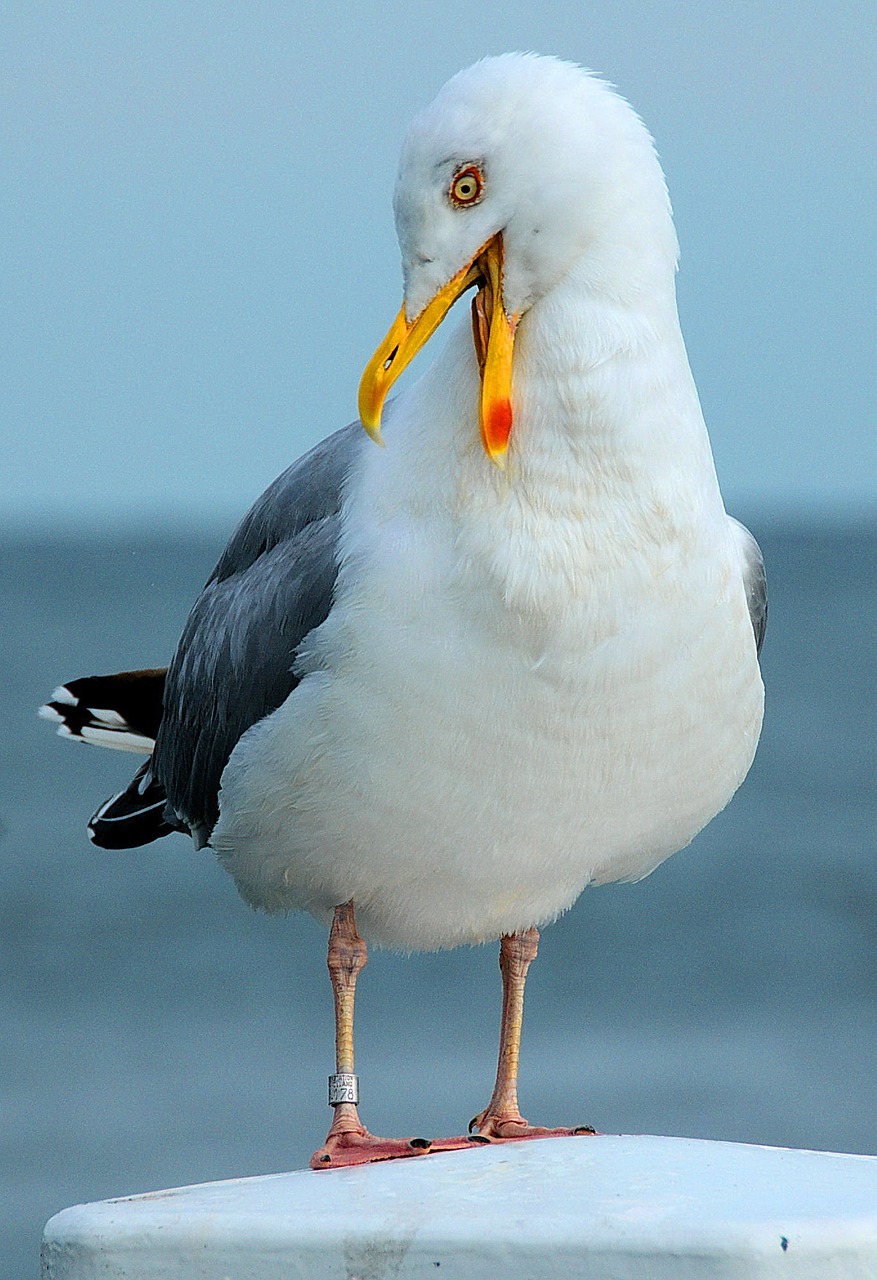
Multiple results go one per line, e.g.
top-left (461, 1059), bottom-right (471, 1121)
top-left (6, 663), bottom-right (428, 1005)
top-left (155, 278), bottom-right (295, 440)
top-left (39, 670), bottom-right (166, 749)
top-left (87, 763), bottom-right (182, 849)
top-left (87, 811), bottom-right (176, 849)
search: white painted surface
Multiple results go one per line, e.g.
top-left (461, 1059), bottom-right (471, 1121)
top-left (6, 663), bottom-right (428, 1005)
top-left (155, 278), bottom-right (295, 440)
top-left (42, 1135), bottom-right (877, 1279)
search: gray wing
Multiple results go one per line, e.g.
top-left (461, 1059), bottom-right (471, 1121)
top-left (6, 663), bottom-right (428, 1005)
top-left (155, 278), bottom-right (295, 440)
top-left (730, 517), bottom-right (767, 655)
top-left (153, 423), bottom-right (363, 844)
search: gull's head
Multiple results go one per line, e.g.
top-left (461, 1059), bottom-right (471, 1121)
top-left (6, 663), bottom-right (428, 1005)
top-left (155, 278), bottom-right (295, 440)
top-left (359, 53), bottom-right (677, 465)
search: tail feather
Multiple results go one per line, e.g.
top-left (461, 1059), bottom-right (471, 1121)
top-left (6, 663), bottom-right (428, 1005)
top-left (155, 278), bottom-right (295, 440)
top-left (40, 669), bottom-right (166, 755)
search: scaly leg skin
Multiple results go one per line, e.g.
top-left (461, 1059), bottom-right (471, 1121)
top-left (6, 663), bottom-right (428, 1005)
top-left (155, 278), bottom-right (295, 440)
top-left (310, 901), bottom-right (433, 1169)
top-left (436, 929), bottom-right (596, 1149)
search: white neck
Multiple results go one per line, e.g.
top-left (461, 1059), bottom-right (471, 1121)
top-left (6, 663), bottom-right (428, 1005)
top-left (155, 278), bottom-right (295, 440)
top-left (403, 263), bottom-right (722, 515)
top-left (352, 260), bottom-right (731, 636)
top-left (372, 235), bottom-right (730, 605)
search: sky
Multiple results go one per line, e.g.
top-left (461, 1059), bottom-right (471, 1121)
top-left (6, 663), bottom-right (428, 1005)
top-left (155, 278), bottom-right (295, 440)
top-left (2, 0), bottom-right (875, 531)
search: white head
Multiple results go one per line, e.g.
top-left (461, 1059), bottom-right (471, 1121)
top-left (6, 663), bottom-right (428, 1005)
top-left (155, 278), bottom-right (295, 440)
top-left (359, 54), bottom-right (679, 462)
top-left (396, 54), bottom-right (677, 319)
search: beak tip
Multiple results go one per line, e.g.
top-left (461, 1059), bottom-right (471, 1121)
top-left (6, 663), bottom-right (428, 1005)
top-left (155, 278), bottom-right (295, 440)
top-left (360, 419), bottom-right (385, 448)
top-left (481, 398), bottom-right (513, 467)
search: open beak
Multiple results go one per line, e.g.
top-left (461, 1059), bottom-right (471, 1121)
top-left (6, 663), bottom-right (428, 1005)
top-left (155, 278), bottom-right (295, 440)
top-left (358, 232), bottom-right (518, 466)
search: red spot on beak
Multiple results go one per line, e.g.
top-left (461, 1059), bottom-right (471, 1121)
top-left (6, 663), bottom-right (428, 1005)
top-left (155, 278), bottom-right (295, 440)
top-left (484, 398), bottom-right (513, 459)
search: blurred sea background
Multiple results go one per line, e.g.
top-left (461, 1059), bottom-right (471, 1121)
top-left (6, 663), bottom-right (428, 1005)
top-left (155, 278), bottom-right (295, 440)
top-left (2, 3), bottom-right (875, 1276)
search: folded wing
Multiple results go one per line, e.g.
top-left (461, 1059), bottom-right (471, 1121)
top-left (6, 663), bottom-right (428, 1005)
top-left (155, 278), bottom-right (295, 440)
top-left (43, 424), bottom-right (362, 851)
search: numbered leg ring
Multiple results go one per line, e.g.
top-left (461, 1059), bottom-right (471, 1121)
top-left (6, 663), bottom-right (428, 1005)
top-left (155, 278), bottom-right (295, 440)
top-left (328, 1073), bottom-right (359, 1106)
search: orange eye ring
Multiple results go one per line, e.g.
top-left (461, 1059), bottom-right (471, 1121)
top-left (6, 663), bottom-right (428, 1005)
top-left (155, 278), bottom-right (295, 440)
top-left (449, 164), bottom-right (485, 208)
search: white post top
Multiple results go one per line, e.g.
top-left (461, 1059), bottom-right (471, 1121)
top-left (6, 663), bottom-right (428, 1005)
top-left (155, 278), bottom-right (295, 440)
top-left (42, 1135), bottom-right (877, 1279)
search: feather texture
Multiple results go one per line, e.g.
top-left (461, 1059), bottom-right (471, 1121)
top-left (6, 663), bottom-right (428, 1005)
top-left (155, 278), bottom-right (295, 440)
top-left (152, 424), bottom-right (360, 841)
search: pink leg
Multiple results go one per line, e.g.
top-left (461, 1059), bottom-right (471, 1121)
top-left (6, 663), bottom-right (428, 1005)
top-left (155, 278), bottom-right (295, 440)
top-left (310, 901), bottom-right (432, 1169)
top-left (464, 929), bottom-right (595, 1143)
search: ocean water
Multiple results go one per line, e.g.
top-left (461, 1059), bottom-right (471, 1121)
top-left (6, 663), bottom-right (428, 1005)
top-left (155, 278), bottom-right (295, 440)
top-left (2, 523), bottom-right (876, 1276)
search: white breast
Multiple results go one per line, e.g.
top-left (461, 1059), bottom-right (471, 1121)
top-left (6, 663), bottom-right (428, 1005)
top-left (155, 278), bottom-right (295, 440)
top-left (211, 324), bottom-right (764, 950)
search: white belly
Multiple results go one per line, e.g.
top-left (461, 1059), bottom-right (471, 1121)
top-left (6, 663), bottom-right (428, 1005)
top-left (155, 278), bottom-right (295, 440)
top-left (212, 480), bottom-right (764, 950)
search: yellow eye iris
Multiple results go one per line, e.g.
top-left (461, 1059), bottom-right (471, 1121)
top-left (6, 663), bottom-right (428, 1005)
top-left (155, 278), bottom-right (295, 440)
top-left (449, 164), bottom-right (484, 207)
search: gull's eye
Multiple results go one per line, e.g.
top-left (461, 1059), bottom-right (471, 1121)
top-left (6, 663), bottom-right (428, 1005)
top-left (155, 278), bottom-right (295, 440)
top-left (449, 164), bottom-right (484, 208)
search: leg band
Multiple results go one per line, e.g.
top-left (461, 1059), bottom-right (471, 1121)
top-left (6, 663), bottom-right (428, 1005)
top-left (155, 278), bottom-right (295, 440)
top-left (328, 1073), bottom-right (359, 1106)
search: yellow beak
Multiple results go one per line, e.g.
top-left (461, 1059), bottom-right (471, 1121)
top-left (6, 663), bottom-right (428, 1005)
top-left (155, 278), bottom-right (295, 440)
top-left (358, 233), bottom-right (518, 466)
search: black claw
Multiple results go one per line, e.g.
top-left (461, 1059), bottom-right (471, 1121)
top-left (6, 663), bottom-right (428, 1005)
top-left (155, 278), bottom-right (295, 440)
top-left (467, 1116), bottom-right (479, 1134)
top-left (319, 1153), bottom-right (332, 1163)
top-left (468, 1134), bottom-right (491, 1144)
top-left (573, 1126), bottom-right (596, 1135)
top-left (409, 1137), bottom-right (431, 1149)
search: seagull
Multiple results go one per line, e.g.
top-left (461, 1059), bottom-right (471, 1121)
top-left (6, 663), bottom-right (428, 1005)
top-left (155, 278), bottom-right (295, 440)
top-left (42, 53), bottom-right (766, 1170)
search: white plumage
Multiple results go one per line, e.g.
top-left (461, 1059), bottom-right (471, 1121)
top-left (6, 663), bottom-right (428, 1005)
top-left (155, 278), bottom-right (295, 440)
top-left (210, 54), bottom-right (764, 949)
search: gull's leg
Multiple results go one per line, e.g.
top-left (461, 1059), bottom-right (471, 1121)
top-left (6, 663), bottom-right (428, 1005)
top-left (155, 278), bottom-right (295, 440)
top-left (310, 900), bottom-right (432, 1169)
top-left (468, 928), bottom-right (595, 1141)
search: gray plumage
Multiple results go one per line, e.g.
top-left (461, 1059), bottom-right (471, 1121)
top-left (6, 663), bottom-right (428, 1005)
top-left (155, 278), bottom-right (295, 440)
top-left (152, 423), bottom-right (362, 846)
top-left (732, 518), bottom-right (768, 656)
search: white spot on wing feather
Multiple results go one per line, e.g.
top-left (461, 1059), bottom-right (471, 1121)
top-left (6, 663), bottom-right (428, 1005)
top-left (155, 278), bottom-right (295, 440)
top-left (48, 685), bottom-right (78, 706)
top-left (79, 726), bottom-right (154, 754)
